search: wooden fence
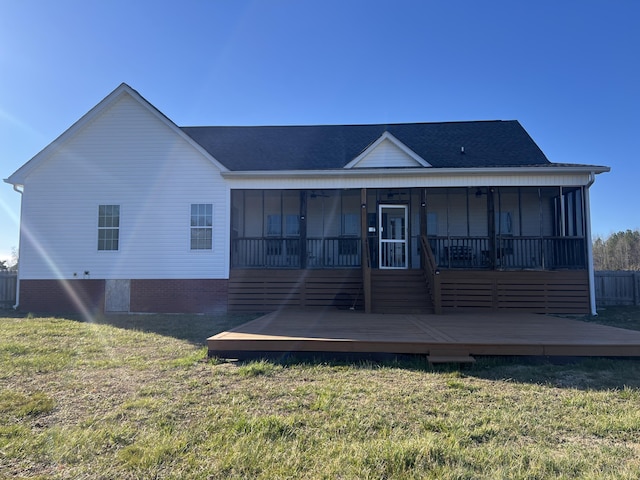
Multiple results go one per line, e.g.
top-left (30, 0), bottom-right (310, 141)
top-left (594, 271), bottom-right (640, 306)
top-left (0, 272), bottom-right (17, 308)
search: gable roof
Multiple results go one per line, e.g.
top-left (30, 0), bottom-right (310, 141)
top-left (181, 120), bottom-right (551, 171)
top-left (5, 83), bottom-right (228, 186)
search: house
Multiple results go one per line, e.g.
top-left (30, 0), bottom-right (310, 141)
top-left (4, 83), bottom-right (609, 316)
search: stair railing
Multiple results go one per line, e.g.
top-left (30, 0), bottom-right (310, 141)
top-left (421, 235), bottom-right (442, 314)
top-left (362, 237), bottom-right (372, 313)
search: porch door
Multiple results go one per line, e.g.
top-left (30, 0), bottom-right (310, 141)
top-left (379, 205), bottom-right (408, 269)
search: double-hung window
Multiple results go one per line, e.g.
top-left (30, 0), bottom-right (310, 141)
top-left (191, 204), bottom-right (213, 250)
top-left (98, 205), bottom-right (120, 251)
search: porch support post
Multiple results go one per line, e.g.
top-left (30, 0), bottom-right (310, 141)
top-left (487, 187), bottom-right (496, 269)
top-left (300, 190), bottom-right (307, 269)
top-left (583, 180), bottom-right (597, 315)
top-left (361, 188), bottom-right (372, 313)
top-left (420, 188), bottom-right (427, 237)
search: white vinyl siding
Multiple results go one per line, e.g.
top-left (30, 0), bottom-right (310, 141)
top-left (352, 138), bottom-right (423, 168)
top-left (18, 93), bottom-right (229, 280)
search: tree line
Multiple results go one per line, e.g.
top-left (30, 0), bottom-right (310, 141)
top-left (593, 229), bottom-right (640, 271)
top-left (0, 247), bottom-right (18, 272)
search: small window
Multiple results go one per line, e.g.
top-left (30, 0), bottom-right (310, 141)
top-left (266, 214), bottom-right (282, 236)
top-left (285, 214), bottom-right (300, 236)
top-left (427, 212), bottom-right (438, 236)
top-left (496, 212), bottom-right (513, 235)
top-left (191, 204), bottom-right (213, 250)
top-left (98, 205), bottom-right (120, 251)
top-left (342, 213), bottom-right (360, 236)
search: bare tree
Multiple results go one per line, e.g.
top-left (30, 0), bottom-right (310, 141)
top-left (593, 229), bottom-right (640, 271)
top-left (9, 247), bottom-right (18, 272)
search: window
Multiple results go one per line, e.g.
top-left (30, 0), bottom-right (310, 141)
top-left (342, 213), bottom-right (360, 236)
top-left (266, 214), bottom-right (282, 236)
top-left (496, 212), bottom-right (513, 235)
top-left (98, 205), bottom-right (120, 251)
top-left (427, 212), bottom-right (438, 236)
top-left (267, 214), bottom-right (299, 236)
top-left (191, 204), bottom-right (212, 250)
top-left (285, 214), bottom-right (300, 236)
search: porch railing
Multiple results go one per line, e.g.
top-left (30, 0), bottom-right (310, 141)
top-left (429, 236), bottom-right (587, 270)
top-left (232, 237), bottom-right (361, 268)
top-left (232, 236), bottom-right (587, 270)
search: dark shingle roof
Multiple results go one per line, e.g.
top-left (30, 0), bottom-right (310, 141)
top-left (181, 120), bottom-right (550, 171)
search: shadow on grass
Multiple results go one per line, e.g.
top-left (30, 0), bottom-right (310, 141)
top-left (222, 350), bottom-right (640, 391)
top-left (87, 313), bottom-right (262, 345)
top-left (1, 310), bottom-right (261, 346)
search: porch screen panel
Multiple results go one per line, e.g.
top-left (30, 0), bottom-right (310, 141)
top-left (519, 188), bottom-right (543, 236)
top-left (243, 191), bottom-right (263, 237)
top-left (447, 188), bottom-right (467, 236)
top-left (468, 189), bottom-right (488, 237)
top-left (539, 187), bottom-right (557, 237)
top-left (424, 189), bottom-right (447, 265)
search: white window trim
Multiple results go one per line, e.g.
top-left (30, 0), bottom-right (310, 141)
top-left (97, 203), bottom-right (121, 252)
top-left (190, 203), bottom-right (213, 251)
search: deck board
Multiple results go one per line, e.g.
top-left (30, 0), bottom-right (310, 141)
top-left (207, 309), bottom-right (640, 358)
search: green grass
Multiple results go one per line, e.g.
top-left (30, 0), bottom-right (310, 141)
top-left (1, 308), bottom-right (640, 478)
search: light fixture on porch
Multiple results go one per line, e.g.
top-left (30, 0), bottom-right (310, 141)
top-left (475, 188), bottom-right (483, 198)
top-left (361, 203), bottom-right (366, 209)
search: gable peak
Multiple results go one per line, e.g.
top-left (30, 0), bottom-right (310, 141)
top-left (344, 131), bottom-right (431, 169)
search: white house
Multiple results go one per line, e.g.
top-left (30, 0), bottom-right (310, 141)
top-left (4, 83), bottom-right (609, 316)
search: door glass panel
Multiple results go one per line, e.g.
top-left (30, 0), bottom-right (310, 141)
top-left (379, 205), bottom-right (408, 269)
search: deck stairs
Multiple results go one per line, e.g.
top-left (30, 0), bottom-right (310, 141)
top-left (371, 269), bottom-right (433, 314)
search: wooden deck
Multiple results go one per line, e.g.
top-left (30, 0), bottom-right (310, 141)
top-left (208, 309), bottom-right (640, 361)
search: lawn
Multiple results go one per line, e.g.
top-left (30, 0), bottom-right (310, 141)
top-left (1, 307), bottom-right (640, 479)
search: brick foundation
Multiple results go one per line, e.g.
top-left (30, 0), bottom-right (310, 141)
top-left (18, 278), bottom-right (229, 315)
top-left (19, 279), bottom-right (106, 315)
top-left (130, 279), bottom-right (228, 314)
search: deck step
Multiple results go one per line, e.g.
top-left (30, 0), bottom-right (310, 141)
top-left (427, 355), bottom-right (476, 364)
top-left (371, 269), bottom-right (432, 314)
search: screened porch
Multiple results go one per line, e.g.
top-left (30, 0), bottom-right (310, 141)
top-left (230, 186), bottom-right (588, 271)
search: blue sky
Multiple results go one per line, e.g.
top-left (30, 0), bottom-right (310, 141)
top-left (1, 0), bottom-right (639, 263)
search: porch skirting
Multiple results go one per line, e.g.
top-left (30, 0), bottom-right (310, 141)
top-left (228, 269), bottom-right (364, 312)
top-left (439, 270), bottom-right (590, 314)
top-left (230, 269), bottom-right (591, 315)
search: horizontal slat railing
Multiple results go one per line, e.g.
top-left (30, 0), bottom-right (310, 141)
top-left (228, 269), bottom-right (363, 311)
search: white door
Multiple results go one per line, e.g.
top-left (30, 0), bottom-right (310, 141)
top-left (379, 205), bottom-right (408, 269)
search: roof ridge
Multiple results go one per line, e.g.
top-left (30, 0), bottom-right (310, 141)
top-left (181, 120), bottom-right (514, 129)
